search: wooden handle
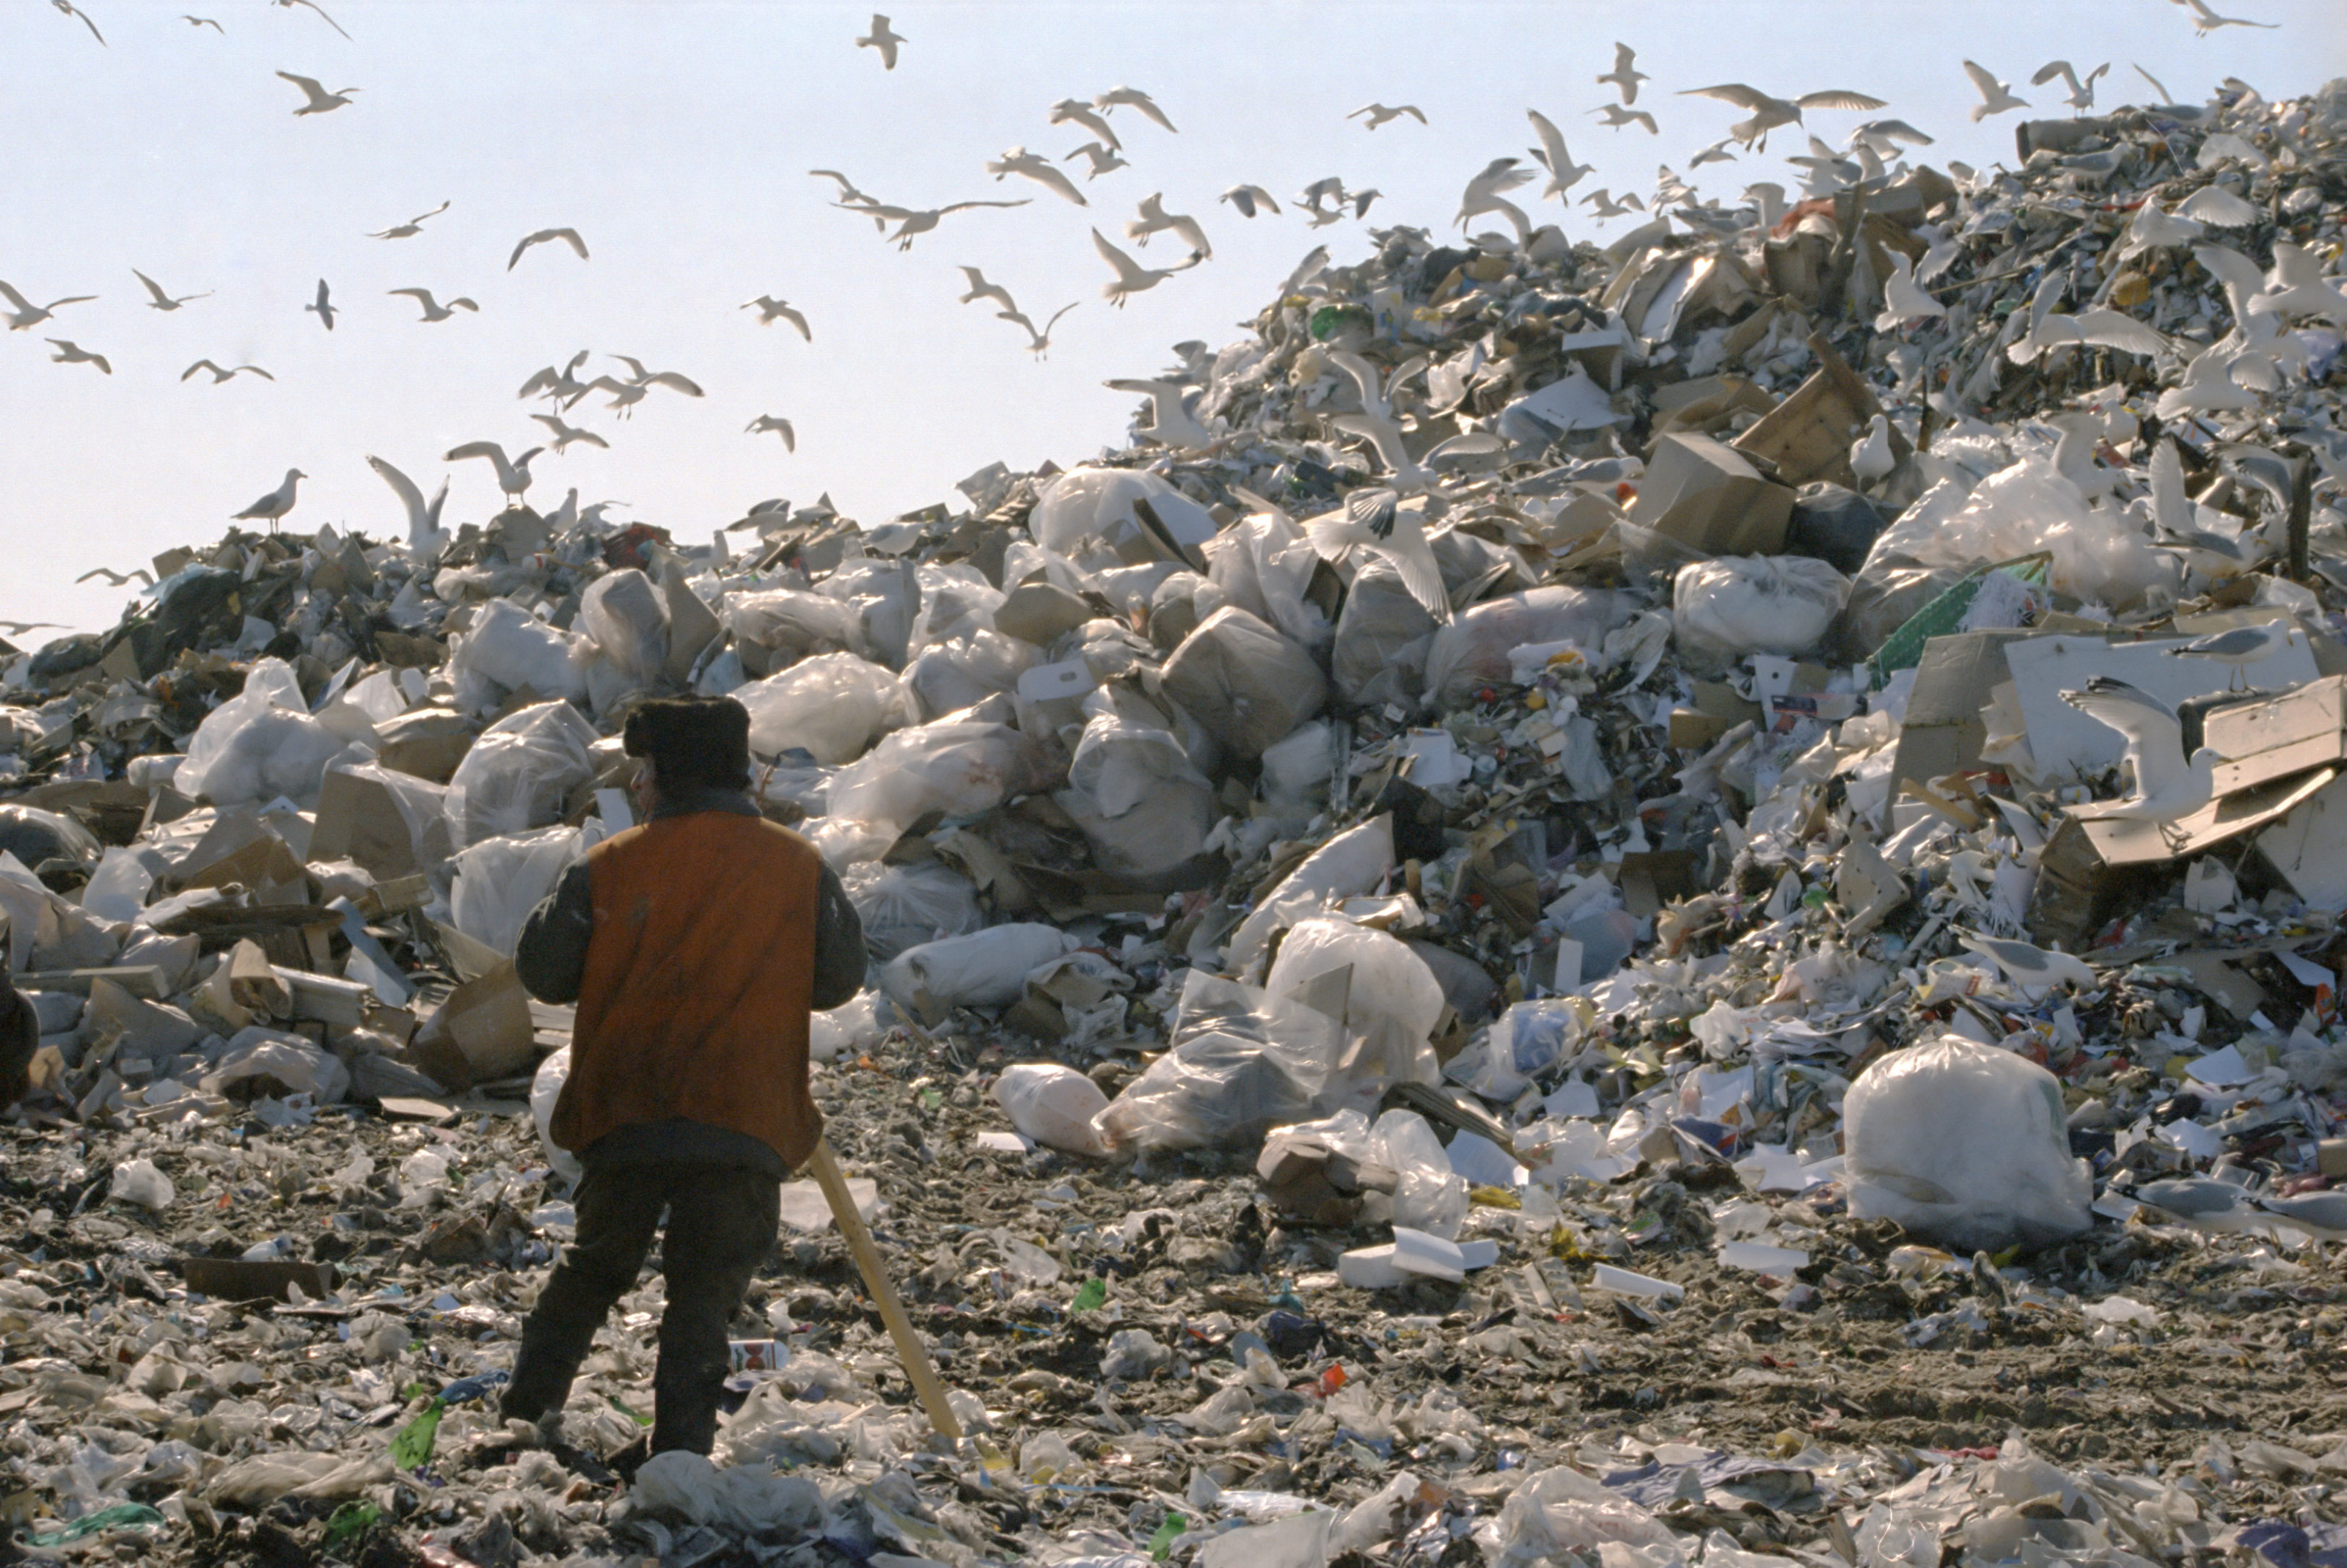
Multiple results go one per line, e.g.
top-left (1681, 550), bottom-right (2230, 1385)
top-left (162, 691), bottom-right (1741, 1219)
top-left (805, 1140), bottom-right (962, 1441)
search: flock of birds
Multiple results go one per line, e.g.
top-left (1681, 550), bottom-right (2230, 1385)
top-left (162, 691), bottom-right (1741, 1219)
top-left (13, 0), bottom-right (2299, 553)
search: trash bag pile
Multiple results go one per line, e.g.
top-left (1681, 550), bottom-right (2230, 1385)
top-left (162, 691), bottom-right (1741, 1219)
top-left (0, 73), bottom-right (2345, 1568)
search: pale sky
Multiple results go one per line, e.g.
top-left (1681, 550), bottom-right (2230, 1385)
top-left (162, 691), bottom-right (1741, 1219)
top-left (4, 0), bottom-right (2337, 637)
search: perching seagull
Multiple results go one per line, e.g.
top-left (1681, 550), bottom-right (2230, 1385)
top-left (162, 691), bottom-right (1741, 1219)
top-left (1091, 229), bottom-right (1198, 306)
top-left (366, 455), bottom-right (450, 557)
top-left (1526, 110), bottom-right (1594, 199)
top-left (987, 146), bottom-right (1088, 206)
top-left (45, 340), bottom-right (110, 374)
top-left (747, 416), bottom-right (797, 450)
top-left (276, 70), bottom-right (358, 115)
top-left (304, 277), bottom-right (336, 330)
top-left (508, 228), bottom-right (588, 271)
top-left (2167, 621), bottom-right (2295, 689)
top-left (133, 270), bottom-right (210, 311)
top-left (181, 359), bottom-right (273, 383)
top-left (368, 200), bottom-right (450, 239)
top-left (1958, 931), bottom-right (2098, 992)
top-left (1349, 103), bottom-right (1427, 131)
top-left (232, 468), bottom-right (305, 530)
top-left (444, 442), bottom-right (544, 501)
top-left (1597, 43), bottom-right (1648, 103)
top-left (742, 296), bottom-right (812, 339)
top-left (387, 287), bottom-right (477, 322)
top-left (528, 413), bottom-right (609, 453)
top-left (999, 301), bottom-right (1077, 357)
top-left (1677, 81), bottom-right (1886, 147)
top-left (955, 267), bottom-right (1017, 313)
top-left (1125, 192), bottom-right (1210, 258)
top-left (1850, 414), bottom-right (1896, 486)
top-left (0, 281), bottom-right (97, 331)
top-left (1591, 103), bottom-right (1660, 135)
top-left (2059, 676), bottom-right (2223, 846)
top-left (1094, 86), bottom-right (1177, 132)
top-left (1221, 184), bottom-right (1281, 218)
top-left (856, 13), bottom-right (904, 67)
top-left (272, 0), bottom-right (350, 39)
top-left (2031, 59), bottom-right (2109, 113)
top-left (1962, 61), bottom-right (2029, 120)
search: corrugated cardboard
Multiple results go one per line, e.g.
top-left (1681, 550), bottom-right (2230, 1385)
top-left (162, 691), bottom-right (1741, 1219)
top-left (1628, 433), bottom-right (1793, 555)
top-left (1888, 631), bottom-right (2036, 794)
top-left (309, 768), bottom-right (438, 880)
top-left (411, 961), bottom-right (537, 1090)
top-left (2255, 771), bottom-right (2347, 909)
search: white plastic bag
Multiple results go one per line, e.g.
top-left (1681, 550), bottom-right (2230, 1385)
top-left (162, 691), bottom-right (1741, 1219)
top-left (1333, 557), bottom-right (1438, 709)
top-left (735, 653), bottom-right (912, 764)
top-left (177, 658), bottom-right (346, 807)
top-left (843, 859), bottom-right (983, 959)
top-left (1372, 1108), bottom-right (1468, 1239)
top-left (1056, 712), bottom-right (1215, 879)
top-left (825, 718), bottom-right (1047, 842)
top-left (1421, 587), bottom-right (1630, 711)
top-left (1030, 466), bottom-right (1219, 563)
top-left (1206, 507), bottom-right (1334, 651)
top-left (1267, 915), bottom-right (1446, 1050)
top-left (992, 1063), bottom-right (1112, 1157)
top-left (450, 825), bottom-right (583, 959)
top-left (1842, 1036), bottom-right (2092, 1250)
top-left (449, 598), bottom-right (590, 712)
top-left (906, 629), bottom-right (1036, 719)
top-left (904, 563), bottom-right (1005, 660)
top-left (579, 568), bottom-right (670, 686)
top-left (1864, 455), bottom-right (2173, 611)
top-left (532, 1045), bottom-right (582, 1185)
top-left (111, 1158), bottom-right (175, 1211)
top-left (1672, 554), bottom-right (1851, 673)
top-left (1160, 605), bottom-right (1329, 759)
top-left (444, 700), bottom-right (597, 847)
top-left (722, 586), bottom-right (870, 659)
top-left (1226, 814), bottom-right (1395, 972)
top-left (879, 923), bottom-right (1080, 1022)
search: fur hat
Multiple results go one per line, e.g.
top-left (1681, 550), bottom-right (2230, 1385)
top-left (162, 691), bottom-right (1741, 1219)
top-left (622, 696), bottom-right (751, 791)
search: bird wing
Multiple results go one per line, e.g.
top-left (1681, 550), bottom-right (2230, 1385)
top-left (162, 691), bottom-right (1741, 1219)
top-left (411, 200), bottom-right (450, 224)
top-left (387, 287), bottom-right (430, 304)
top-left (1091, 229), bottom-right (1147, 282)
top-left (1679, 83), bottom-right (1775, 110)
top-left (609, 354), bottom-right (649, 380)
top-left (2193, 242), bottom-right (2268, 310)
top-left (1526, 109), bottom-right (1570, 178)
top-left (2178, 185), bottom-right (2260, 226)
top-left (2030, 61), bottom-right (2075, 87)
top-left (996, 307), bottom-right (1035, 334)
top-left (367, 455), bottom-right (430, 530)
top-left (277, 70), bottom-right (323, 94)
top-left (518, 367), bottom-right (559, 398)
top-left (644, 372), bottom-right (704, 396)
top-left (1794, 89), bottom-right (1888, 110)
top-left (133, 270), bottom-right (169, 304)
top-left (444, 441), bottom-right (506, 464)
top-left (507, 234), bottom-right (538, 269)
top-left (1328, 412), bottom-right (1410, 475)
top-left (1325, 348), bottom-right (1385, 412)
top-left (937, 199), bottom-right (1032, 214)
top-left (1961, 60), bottom-right (2003, 99)
top-left (2073, 309), bottom-right (2170, 356)
top-left (1040, 301), bottom-right (1078, 335)
top-left (2064, 679), bottom-right (2187, 797)
top-left (553, 229), bottom-right (587, 259)
top-left (0, 282), bottom-right (29, 313)
top-left (2148, 438), bottom-right (2191, 536)
top-left (240, 364), bottom-right (274, 381)
top-left (181, 359), bottom-right (218, 381)
top-left (2134, 62), bottom-right (2173, 102)
top-left (1377, 508), bottom-right (1452, 621)
top-left (780, 307), bottom-right (810, 340)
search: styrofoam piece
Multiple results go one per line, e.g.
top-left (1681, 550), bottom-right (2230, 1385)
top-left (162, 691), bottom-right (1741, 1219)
top-left (1716, 1239), bottom-right (1809, 1275)
top-left (1017, 659), bottom-right (1096, 703)
top-left (1337, 1244), bottom-right (1408, 1289)
top-left (1589, 1262), bottom-right (1683, 1299)
top-left (1389, 1226), bottom-right (1468, 1281)
top-left (1456, 1238), bottom-right (1499, 1270)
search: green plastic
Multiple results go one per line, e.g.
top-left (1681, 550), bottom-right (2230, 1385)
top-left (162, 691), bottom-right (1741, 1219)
top-left (323, 1501), bottom-right (381, 1549)
top-left (390, 1399), bottom-right (444, 1469)
top-left (1149, 1514), bottom-right (1187, 1561)
top-left (26, 1503), bottom-right (163, 1546)
top-left (1866, 552), bottom-right (2050, 687)
top-left (1072, 1278), bottom-right (1107, 1313)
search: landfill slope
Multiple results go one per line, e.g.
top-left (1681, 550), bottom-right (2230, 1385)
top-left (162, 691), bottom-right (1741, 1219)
top-left (0, 73), bottom-right (2344, 1568)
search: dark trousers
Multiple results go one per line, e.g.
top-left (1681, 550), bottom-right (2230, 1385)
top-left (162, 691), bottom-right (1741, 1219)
top-left (502, 1159), bottom-right (781, 1455)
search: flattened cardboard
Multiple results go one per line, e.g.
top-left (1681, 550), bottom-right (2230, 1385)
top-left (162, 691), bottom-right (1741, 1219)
top-left (1628, 433), bottom-right (1793, 556)
top-left (2007, 632), bottom-right (2320, 782)
top-left (411, 961), bottom-right (537, 1091)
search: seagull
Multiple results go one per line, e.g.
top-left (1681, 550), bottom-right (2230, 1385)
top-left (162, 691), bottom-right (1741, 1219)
top-left (1000, 301), bottom-right (1077, 357)
top-left (276, 71), bottom-right (357, 115)
top-left (1125, 193), bottom-right (1210, 258)
top-left (1597, 43), bottom-right (1648, 103)
top-left (2255, 241), bottom-right (2347, 328)
top-left (180, 359), bottom-right (273, 383)
top-left (1091, 229), bottom-right (1196, 306)
top-left (1104, 378), bottom-right (1212, 450)
top-left (987, 146), bottom-right (1088, 206)
top-left (51, 1), bottom-right (103, 44)
top-left (2139, 436), bottom-right (2247, 571)
top-left (366, 455), bottom-right (449, 557)
top-left (1688, 137), bottom-right (1741, 169)
top-left (304, 278), bottom-right (335, 330)
top-left (387, 287), bottom-right (477, 322)
top-left (575, 356), bottom-right (703, 418)
top-left (2183, 0), bottom-right (2277, 32)
top-left (2155, 346), bottom-right (2266, 418)
top-left (1457, 157), bottom-right (1536, 231)
top-left (2004, 272), bottom-right (2169, 363)
top-left (1850, 118), bottom-right (1937, 159)
top-left (1677, 82), bottom-right (1886, 147)
top-left (1305, 491), bottom-right (1450, 620)
top-left (131, 270), bottom-right (209, 312)
top-left (1850, 414), bottom-right (1896, 486)
top-left (2115, 199), bottom-right (2207, 261)
top-left (1591, 103), bottom-right (1660, 135)
top-left (46, 340), bottom-right (109, 374)
top-left (1094, 87), bottom-right (1177, 132)
top-left (528, 413), bottom-right (608, 453)
top-left (1958, 931), bottom-right (2099, 993)
top-left (809, 169), bottom-right (882, 209)
top-left (272, 0), bottom-right (350, 38)
top-left (2060, 677), bottom-right (2222, 846)
top-left (182, 15), bottom-right (222, 30)
top-left (368, 200), bottom-right (449, 239)
top-left (1581, 188), bottom-right (1645, 220)
top-left (746, 416), bottom-right (797, 450)
top-left (1064, 142), bottom-right (1129, 179)
top-left (519, 351), bottom-right (593, 404)
top-left (543, 488), bottom-right (579, 533)
top-left (0, 282), bottom-right (96, 331)
top-left (742, 296), bottom-right (812, 339)
top-left (2178, 184), bottom-right (2262, 227)
top-left (956, 267), bottom-right (1017, 312)
top-left (850, 199), bottom-right (1030, 252)
top-left (508, 228), bottom-right (588, 270)
top-left (445, 442), bottom-right (543, 501)
top-left (855, 12), bottom-right (904, 67)
top-left (232, 468), bottom-right (304, 531)
top-left (1350, 103), bottom-right (1427, 131)
top-left (1962, 61), bottom-right (2029, 120)
top-left (1875, 252), bottom-right (1948, 331)
top-left (1322, 348), bottom-right (1425, 422)
top-left (2168, 621), bottom-right (2294, 689)
top-left (2032, 60), bottom-right (2109, 113)
top-left (1049, 98), bottom-right (1121, 150)
top-left (1742, 183), bottom-right (1787, 230)
top-left (1330, 412), bottom-right (1435, 494)
top-left (1526, 110), bottom-right (1594, 199)
top-left (1221, 184), bottom-right (1281, 218)
top-left (76, 565), bottom-right (151, 587)
top-left (1297, 177), bottom-right (1358, 228)
top-left (608, 356), bottom-right (704, 399)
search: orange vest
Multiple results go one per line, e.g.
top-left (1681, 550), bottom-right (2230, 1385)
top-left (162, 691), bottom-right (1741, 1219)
top-left (551, 812), bottom-right (825, 1169)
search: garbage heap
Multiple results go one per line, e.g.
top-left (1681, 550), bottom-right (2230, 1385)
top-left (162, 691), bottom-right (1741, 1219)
top-left (1, 74), bottom-right (2346, 1568)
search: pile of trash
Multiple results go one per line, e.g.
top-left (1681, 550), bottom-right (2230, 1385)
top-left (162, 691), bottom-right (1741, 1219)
top-left (1, 74), bottom-right (2346, 1568)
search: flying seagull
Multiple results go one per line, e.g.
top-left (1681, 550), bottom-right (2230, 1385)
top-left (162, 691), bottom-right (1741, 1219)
top-left (1677, 81), bottom-right (1886, 147)
top-left (232, 468), bottom-right (305, 530)
top-left (1000, 301), bottom-right (1077, 357)
top-left (2183, 0), bottom-right (2278, 32)
top-left (1064, 142), bottom-right (1128, 179)
top-left (77, 565), bottom-right (153, 587)
top-left (366, 455), bottom-right (449, 557)
top-left (849, 199), bottom-right (1030, 252)
top-left (956, 267), bottom-right (1017, 312)
top-left (1963, 60), bottom-right (2029, 120)
top-left (508, 228), bottom-right (588, 270)
top-left (387, 287), bottom-right (477, 322)
top-left (272, 0), bottom-right (350, 38)
top-left (856, 13), bottom-right (904, 68)
top-left (519, 351), bottom-right (593, 404)
top-left (1125, 192), bottom-right (1210, 258)
top-left (742, 296), bottom-right (811, 339)
top-left (527, 413), bottom-right (609, 453)
top-left (276, 71), bottom-right (358, 115)
top-left (182, 15), bottom-right (223, 30)
top-left (1050, 98), bottom-right (1121, 151)
top-left (1350, 103), bottom-right (1427, 131)
top-left (0, 281), bottom-right (97, 331)
top-left (2031, 59), bottom-right (2109, 113)
top-left (132, 270), bottom-right (210, 311)
top-left (1094, 87), bottom-right (1176, 132)
top-left (2004, 271), bottom-right (2169, 362)
top-left (1592, 103), bottom-right (1660, 134)
top-left (1306, 491), bottom-right (1450, 621)
top-left (46, 340), bottom-right (110, 374)
top-left (747, 416), bottom-right (797, 450)
top-left (987, 146), bottom-right (1088, 206)
top-left (445, 441), bottom-right (544, 501)
top-left (1104, 378), bottom-right (1212, 450)
top-left (1875, 252), bottom-right (1947, 331)
top-left (51, 1), bottom-right (103, 45)
top-left (181, 359), bottom-right (273, 383)
top-left (1526, 110), bottom-right (1594, 199)
top-left (369, 200), bottom-right (450, 239)
top-left (304, 278), bottom-right (335, 330)
top-left (1597, 43), bottom-right (1648, 103)
top-left (1091, 228), bottom-right (1196, 306)
top-left (1221, 184), bottom-right (1281, 218)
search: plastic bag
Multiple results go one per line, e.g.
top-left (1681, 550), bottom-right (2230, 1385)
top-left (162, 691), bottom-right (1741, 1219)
top-left (1785, 482), bottom-right (1889, 574)
top-left (843, 859), bottom-right (984, 959)
top-left (1030, 466), bottom-right (1219, 564)
top-left (202, 1027), bottom-right (351, 1103)
top-left (1842, 1036), bottom-right (2092, 1250)
top-left (1862, 456), bottom-right (2172, 610)
top-left (579, 568), bottom-right (670, 686)
top-left (1267, 915), bottom-right (1446, 1050)
top-left (1160, 605), bottom-right (1328, 759)
top-left (905, 563), bottom-right (1005, 660)
top-left (993, 1063), bottom-right (1112, 1157)
top-left (532, 1046), bottom-right (582, 1185)
top-left (449, 598), bottom-right (590, 712)
top-left (177, 658), bottom-right (346, 807)
top-left (1372, 1108), bottom-right (1468, 1239)
top-left (722, 586), bottom-right (869, 659)
top-left (1226, 814), bottom-right (1394, 972)
top-left (1672, 554), bottom-right (1852, 673)
top-left (1333, 557), bottom-right (1438, 710)
top-left (825, 718), bottom-right (1048, 842)
top-left (879, 923), bottom-right (1080, 1022)
top-left (633, 1450), bottom-right (823, 1535)
top-left (450, 825), bottom-right (583, 959)
top-left (906, 629), bottom-right (1035, 720)
top-left (111, 1158), bottom-right (175, 1211)
top-left (1421, 587), bottom-right (1630, 711)
top-left (1056, 713), bottom-right (1215, 879)
top-left (443, 700), bottom-right (597, 847)
top-left (735, 653), bottom-right (912, 764)
top-left (1206, 507), bottom-right (1333, 651)
top-left (819, 557), bottom-right (918, 667)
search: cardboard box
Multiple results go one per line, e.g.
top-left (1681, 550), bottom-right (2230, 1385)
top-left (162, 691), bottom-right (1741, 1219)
top-left (373, 707), bottom-right (475, 784)
top-left (411, 961), bottom-right (538, 1090)
top-left (1629, 433), bottom-right (1793, 556)
top-left (309, 767), bottom-right (448, 881)
top-left (1888, 631), bottom-right (2037, 794)
top-left (1731, 331), bottom-right (1905, 491)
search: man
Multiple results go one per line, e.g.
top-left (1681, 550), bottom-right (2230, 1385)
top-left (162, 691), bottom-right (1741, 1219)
top-left (502, 695), bottom-right (864, 1457)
